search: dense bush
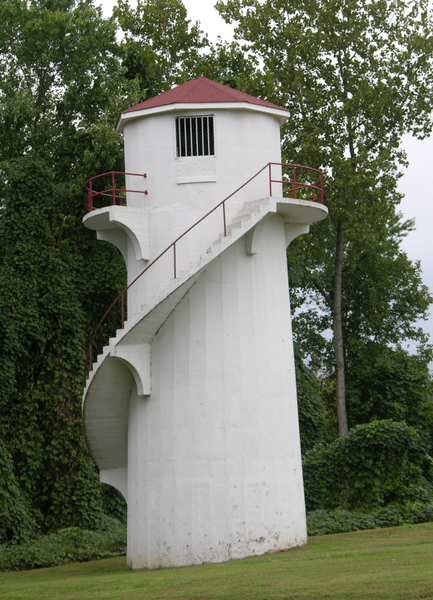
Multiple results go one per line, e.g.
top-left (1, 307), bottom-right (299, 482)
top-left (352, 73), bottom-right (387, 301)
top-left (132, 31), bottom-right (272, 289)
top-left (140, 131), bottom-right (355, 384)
top-left (303, 419), bottom-right (433, 511)
top-left (0, 441), bottom-right (37, 544)
top-left (307, 509), bottom-right (377, 535)
top-left (307, 501), bottom-right (433, 536)
top-left (0, 154), bottom-right (128, 539)
top-left (295, 349), bottom-right (327, 451)
top-left (101, 485), bottom-right (128, 524)
top-left (345, 343), bottom-right (433, 434)
top-left (0, 519), bottom-right (126, 571)
top-left (0, 0), bottom-right (130, 541)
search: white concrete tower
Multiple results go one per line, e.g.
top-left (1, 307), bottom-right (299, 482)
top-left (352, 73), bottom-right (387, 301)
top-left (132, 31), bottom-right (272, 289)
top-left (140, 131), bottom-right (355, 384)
top-left (82, 77), bottom-right (327, 569)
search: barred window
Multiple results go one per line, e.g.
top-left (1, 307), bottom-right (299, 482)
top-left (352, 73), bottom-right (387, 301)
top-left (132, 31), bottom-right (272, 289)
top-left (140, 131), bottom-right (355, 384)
top-left (175, 116), bottom-right (215, 157)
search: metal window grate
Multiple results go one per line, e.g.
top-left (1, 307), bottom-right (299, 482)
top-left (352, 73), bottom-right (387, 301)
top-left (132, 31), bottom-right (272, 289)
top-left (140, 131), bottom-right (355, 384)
top-left (176, 116), bottom-right (214, 157)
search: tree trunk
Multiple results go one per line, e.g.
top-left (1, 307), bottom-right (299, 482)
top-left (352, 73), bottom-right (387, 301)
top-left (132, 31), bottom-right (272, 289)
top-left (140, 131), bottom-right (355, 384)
top-left (333, 221), bottom-right (348, 437)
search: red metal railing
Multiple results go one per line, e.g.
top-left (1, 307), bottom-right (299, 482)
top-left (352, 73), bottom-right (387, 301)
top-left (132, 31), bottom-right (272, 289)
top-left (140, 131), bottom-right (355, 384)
top-left (85, 163), bottom-right (324, 373)
top-left (269, 163), bottom-right (324, 202)
top-left (86, 171), bottom-right (148, 211)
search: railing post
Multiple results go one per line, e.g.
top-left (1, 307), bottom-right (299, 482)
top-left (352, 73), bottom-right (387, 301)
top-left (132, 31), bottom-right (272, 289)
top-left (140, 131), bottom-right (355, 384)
top-left (88, 179), bottom-right (93, 211)
top-left (173, 242), bottom-right (177, 278)
top-left (112, 171), bottom-right (116, 206)
top-left (121, 292), bottom-right (125, 328)
top-left (269, 163), bottom-right (273, 197)
top-left (223, 201), bottom-right (227, 236)
top-left (293, 166), bottom-right (297, 199)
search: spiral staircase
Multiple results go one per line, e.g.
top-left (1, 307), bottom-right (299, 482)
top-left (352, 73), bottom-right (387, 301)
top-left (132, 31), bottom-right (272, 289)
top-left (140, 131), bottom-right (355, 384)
top-left (82, 163), bottom-right (327, 490)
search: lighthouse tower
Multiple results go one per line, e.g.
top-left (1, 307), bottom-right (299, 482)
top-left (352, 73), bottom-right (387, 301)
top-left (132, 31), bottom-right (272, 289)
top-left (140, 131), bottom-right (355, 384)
top-left (82, 77), bottom-right (327, 570)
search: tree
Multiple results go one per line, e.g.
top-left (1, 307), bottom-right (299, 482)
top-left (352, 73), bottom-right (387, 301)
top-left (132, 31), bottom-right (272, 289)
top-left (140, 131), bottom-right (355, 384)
top-left (295, 347), bottom-right (327, 451)
top-left (114, 0), bottom-right (208, 98)
top-left (345, 343), bottom-right (433, 432)
top-left (0, 0), bottom-right (263, 540)
top-left (303, 420), bottom-right (433, 511)
top-left (289, 210), bottom-right (432, 378)
top-left (114, 0), bottom-right (266, 103)
top-left (217, 0), bottom-right (433, 435)
top-left (0, 0), bottom-right (132, 536)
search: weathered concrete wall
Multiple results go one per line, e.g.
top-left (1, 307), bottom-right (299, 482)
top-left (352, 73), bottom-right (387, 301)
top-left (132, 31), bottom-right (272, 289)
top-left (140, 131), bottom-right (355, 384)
top-left (127, 213), bottom-right (307, 569)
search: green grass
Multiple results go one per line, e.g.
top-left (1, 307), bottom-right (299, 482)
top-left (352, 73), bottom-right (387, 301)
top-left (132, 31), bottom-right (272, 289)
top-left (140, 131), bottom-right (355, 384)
top-left (2, 523), bottom-right (433, 600)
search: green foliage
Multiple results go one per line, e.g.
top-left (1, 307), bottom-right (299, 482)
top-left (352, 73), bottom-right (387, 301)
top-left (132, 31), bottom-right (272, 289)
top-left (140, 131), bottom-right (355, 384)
top-left (0, 520), bottom-right (126, 571)
top-left (0, 0), bottom-right (129, 539)
top-left (341, 223), bottom-right (432, 347)
top-left (0, 154), bottom-right (112, 534)
top-left (114, 0), bottom-right (264, 102)
top-left (193, 39), bottom-right (264, 95)
top-left (0, 0), bottom-right (125, 162)
top-left (303, 420), bottom-right (433, 511)
top-left (101, 486), bottom-right (127, 525)
top-left (115, 0), bottom-right (208, 99)
top-left (307, 502), bottom-right (433, 536)
top-left (217, 0), bottom-right (433, 192)
top-left (295, 348), bottom-right (327, 451)
top-left (0, 440), bottom-right (37, 545)
top-left (307, 509), bottom-right (378, 536)
top-left (289, 218), bottom-right (432, 375)
top-left (345, 343), bottom-right (433, 432)
top-left (218, 0), bottom-right (433, 433)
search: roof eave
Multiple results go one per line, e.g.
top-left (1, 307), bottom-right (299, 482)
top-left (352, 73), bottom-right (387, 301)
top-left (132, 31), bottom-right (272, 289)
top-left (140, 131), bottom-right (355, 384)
top-left (117, 101), bottom-right (289, 133)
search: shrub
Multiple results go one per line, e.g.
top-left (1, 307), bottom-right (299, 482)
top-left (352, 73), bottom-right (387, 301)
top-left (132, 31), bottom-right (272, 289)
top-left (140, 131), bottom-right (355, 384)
top-left (0, 519), bottom-right (126, 571)
top-left (295, 350), bottom-right (327, 451)
top-left (307, 509), bottom-right (377, 535)
top-left (0, 441), bottom-right (37, 544)
top-left (303, 420), bottom-right (433, 511)
top-left (307, 501), bottom-right (433, 536)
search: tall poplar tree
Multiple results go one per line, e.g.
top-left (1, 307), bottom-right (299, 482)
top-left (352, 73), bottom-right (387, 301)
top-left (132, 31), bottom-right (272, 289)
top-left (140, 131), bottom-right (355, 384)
top-left (217, 0), bottom-right (433, 436)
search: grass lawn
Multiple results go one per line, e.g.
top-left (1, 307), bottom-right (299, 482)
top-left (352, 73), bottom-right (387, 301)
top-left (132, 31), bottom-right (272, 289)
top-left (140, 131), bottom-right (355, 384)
top-left (1, 522), bottom-right (433, 600)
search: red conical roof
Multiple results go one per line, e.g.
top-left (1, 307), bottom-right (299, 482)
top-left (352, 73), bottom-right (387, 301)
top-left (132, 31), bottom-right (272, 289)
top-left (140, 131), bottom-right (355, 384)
top-left (122, 77), bottom-right (287, 113)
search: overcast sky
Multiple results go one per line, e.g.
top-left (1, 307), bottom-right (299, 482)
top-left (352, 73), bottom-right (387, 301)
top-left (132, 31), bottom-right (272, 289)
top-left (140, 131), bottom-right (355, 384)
top-left (397, 135), bottom-right (433, 344)
top-left (99, 0), bottom-right (433, 345)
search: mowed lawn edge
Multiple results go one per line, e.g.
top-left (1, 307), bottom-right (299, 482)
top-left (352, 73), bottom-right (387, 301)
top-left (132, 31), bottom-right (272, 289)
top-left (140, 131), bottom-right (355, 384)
top-left (2, 522), bottom-right (433, 600)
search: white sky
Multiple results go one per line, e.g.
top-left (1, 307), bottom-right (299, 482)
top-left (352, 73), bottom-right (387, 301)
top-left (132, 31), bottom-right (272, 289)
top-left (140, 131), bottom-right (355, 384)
top-left (99, 0), bottom-right (433, 345)
top-left (397, 135), bottom-right (433, 344)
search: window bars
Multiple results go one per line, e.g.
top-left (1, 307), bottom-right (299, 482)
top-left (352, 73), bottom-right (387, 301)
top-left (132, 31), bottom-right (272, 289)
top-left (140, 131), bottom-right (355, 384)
top-left (176, 116), bottom-right (215, 157)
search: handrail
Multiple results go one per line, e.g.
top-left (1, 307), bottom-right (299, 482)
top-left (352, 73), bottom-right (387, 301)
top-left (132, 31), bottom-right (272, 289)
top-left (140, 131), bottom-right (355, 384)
top-left (86, 171), bottom-right (148, 211)
top-left (269, 163), bottom-right (324, 202)
top-left (85, 162), bottom-right (325, 374)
